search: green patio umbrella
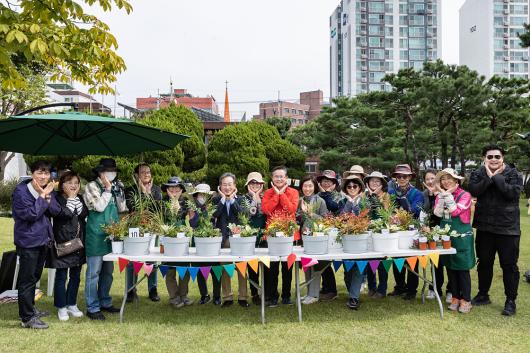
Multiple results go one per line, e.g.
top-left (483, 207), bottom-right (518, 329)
top-left (0, 112), bottom-right (189, 155)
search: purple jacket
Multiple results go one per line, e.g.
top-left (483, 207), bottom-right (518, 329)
top-left (12, 180), bottom-right (61, 248)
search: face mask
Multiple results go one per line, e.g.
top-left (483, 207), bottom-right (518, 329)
top-left (105, 172), bottom-right (117, 182)
top-left (197, 196), bottom-right (206, 205)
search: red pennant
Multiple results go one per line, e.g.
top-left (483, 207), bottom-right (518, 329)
top-left (287, 253), bottom-right (297, 270)
top-left (118, 257), bottom-right (129, 273)
top-left (132, 261), bottom-right (143, 275)
top-left (406, 256), bottom-right (418, 271)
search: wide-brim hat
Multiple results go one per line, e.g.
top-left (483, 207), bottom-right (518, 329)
top-left (245, 172), bottom-right (265, 186)
top-left (392, 164), bottom-right (416, 178)
top-left (363, 171), bottom-right (388, 187)
top-left (162, 176), bottom-right (185, 192)
top-left (92, 158), bottom-right (117, 175)
top-left (341, 175), bottom-right (365, 192)
top-left (316, 170), bottom-right (339, 186)
top-left (343, 165), bottom-right (367, 178)
top-left (190, 183), bottom-right (214, 195)
top-left (435, 168), bottom-right (465, 184)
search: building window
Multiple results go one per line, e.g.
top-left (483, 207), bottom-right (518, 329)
top-left (284, 108), bottom-right (289, 114)
top-left (410, 38), bottom-right (426, 49)
top-left (305, 162), bottom-right (317, 173)
top-left (400, 38), bottom-right (408, 48)
top-left (409, 49), bottom-right (426, 61)
top-left (511, 16), bottom-right (527, 26)
top-left (400, 50), bottom-right (408, 60)
top-left (409, 27), bottom-right (425, 38)
top-left (368, 2), bottom-right (384, 13)
top-left (369, 25), bottom-right (384, 36)
top-left (369, 14), bottom-right (384, 25)
top-left (510, 62), bottom-right (528, 72)
top-left (409, 15), bottom-right (425, 26)
top-left (369, 48), bottom-right (385, 59)
top-left (369, 61), bottom-right (384, 71)
top-left (385, 26), bottom-right (394, 36)
top-left (369, 71), bottom-right (385, 83)
top-left (384, 38), bottom-right (394, 48)
top-left (64, 97), bottom-right (71, 102)
top-left (369, 36), bottom-right (384, 47)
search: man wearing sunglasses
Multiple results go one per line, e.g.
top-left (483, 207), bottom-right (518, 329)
top-left (468, 144), bottom-right (523, 316)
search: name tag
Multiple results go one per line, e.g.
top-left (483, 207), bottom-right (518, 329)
top-left (129, 228), bottom-right (140, 238)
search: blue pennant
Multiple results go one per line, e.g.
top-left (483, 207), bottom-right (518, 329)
top-left (176, 266), bottom-right (188, 280)
top-left (343, 260), bottom-right (355, 272)
top-left (394, 258), bottom-right (406, 273)
top-left (159, 265), bottom-right (169, 278)
top-left (333, 260), bottom-right (343, 272)
top-left (356, 260), bottom-right (368, 274)
top-left (188, 267), bottom-right (199, 282)
top-left (224, 264), bottom-right (235, 278)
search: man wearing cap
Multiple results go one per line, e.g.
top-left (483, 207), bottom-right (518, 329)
top-left (388, 164), bottom-right (424, 300)
top-left (84, 158), bottom-right (128, 320)
top-left (316, 170), bottom-right (342, 301)
top-left (124, 163), bottom-right (163, 303)
top-left (469, 144), bottom-right (523, 316)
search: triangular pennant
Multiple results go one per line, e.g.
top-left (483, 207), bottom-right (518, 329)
top-left (301, 257), bottom-right (318, 271)
top-left (428, 252), bottom-right (440, 268)
top-left (418, 255), bottom-right (428, 269)
top-left (224, 264), bottom-right (236, 278)
top-left (406, 256), bottom-right (418, 271)
top-left (333, 260), bottom-right (343, 272)
top-left (287, 253), bottom-right (297, 270)
top-left (200, 266), bottom-right (211, 280)
top-left (159, 265), bottom-right (169, 278)
top-left (132, 261), bottom-right (143, 275)
top-left (356, 260), bottom-right (368, 274)
top-left (176, 266), bottom-right (188, 280)
top-left (248, 259), bottom-right (259, 273)
top-left (143, 263), bottom-right (154, 277)
top-left (188, 267), bottom-right (199, 282)
top-left (393, 258), bottom-right (405, 273)
top-left (212, 265), bottom-right (223, 281)
top-left (369, 260), bottom-right (380, 274)
top-left (236, 262), bottom-right (248, 277)
top-left (258, 256), bottom-right (270, 268)
top-left (343, 260), bottom-right (354, 272)
top-left (382, 259), bottom-right (393, 273)
top-left (118, 257), bottom-right (129, 273)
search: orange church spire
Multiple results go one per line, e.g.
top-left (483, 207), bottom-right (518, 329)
top-left (223, 80), bottom-right (230, 123)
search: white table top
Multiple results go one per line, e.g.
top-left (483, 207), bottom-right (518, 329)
top-left (103, 246), bottom-right (456, 263)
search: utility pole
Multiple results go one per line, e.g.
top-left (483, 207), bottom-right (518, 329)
top-left (113, 85), bottom-right (117, 117)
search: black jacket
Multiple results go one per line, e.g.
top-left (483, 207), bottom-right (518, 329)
top-left (46, 194), bottom-right (89, 269)
top-left (469, 165), bottom-right (523, 236)
top-left (212, 195), bottom-right (241, 239)
top-left (125, 184), bottom-right (163, 213)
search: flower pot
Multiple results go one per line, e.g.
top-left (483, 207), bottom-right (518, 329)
top-left (123, 236), bottom-right (151, 255)
top-left (302, 235), bottom-right (329, 255)
top-left (418, 241), bottom-right (428, 250)
top-left (398, 230), bottom-right (417, 250)
top-left (327, 228), bottom-right (343, 253)
top-left (111, 241), bottom-right (123, 254)
top-left (268, 236), bottom-right (294, 256)
top-left (428, 241), bottom-right (437, 250)
top-left (229, 236), bottom-right (256, 256)
top-left (342, 233), bottom-right (371, 254)
top-left (442, 239), bottom-right (451, 249)
top-left (194, 237), bottom-right (222, 256)
top-left (164, 237), bottom-right (190, 256)
top-left (159, 236), bottom-right (165, 254)
top-left (372, 232), bottom-right (399, 252)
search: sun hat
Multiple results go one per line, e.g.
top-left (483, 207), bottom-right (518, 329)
top-left (343, 165), bottom-right (367, 178)
top-left (363, 171), bottom-right (388, 187)
top-left (392, 164), bottom-right (416, 178)
top-left (244, 172), bottom-right (265, 186)
top-left (92, 158), bottom-right (117, 175)
top-left (316, 170), bottom-right (339, 186)
top-left (190, 183), bottom-right (214, 195)
top-left (161, 176), bottom-right (185, 192)
top-left (435, 168), bottom-right (465, 184)
top-left (341, 175), bottom-right (365, 193)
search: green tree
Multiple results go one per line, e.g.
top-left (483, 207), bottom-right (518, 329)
top-left (0, 0), bottom-right (132, 94)
top-left (264, 116), bottom-right (291, 139)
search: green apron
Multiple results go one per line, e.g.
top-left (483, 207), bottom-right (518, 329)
top-left (440, 193), bottom-right (476, 271)
top-left (85, 182), bottom-right (119, 257)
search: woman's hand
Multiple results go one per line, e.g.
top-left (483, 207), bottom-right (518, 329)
top-left (101, 174), bottom-right (112, 190)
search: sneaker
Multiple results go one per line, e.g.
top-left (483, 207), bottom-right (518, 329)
top-left (471, 294), bottom-right (491, 306)
top-left (445, 292), bottom-right (453, 304)
top-left (426, 290), bottom-right (436, 300)
top-left (388, 289), bottom-right (406, 297)
top-left (238, 300), bottom-right (250, 308)
top-left (221, 300), bottom-right (234, 307)
top-left (66, 305), bottom-right (84, 318)
top-left (57, 307), bottom-right (69, 322)
top-left (448, 298), bottom-right (460, 311)
top-left (267, 299), bottom-right (279, 308)
top-left (21, 316), bottom-right (48, 329)
top-left (86, 311), bottom-right (106, 321)
top-left (501, 299), bottom-right (516, 316)
top-left (367, 289), bottom-right (376, 297)
top-left (181, 296), bottom-right (194, 306)
top-left (126, 291), bottom-right (138, 303)
top-left (149, 287), bottom-right (160, 302)
top-left (320, 292), bottom-right (338, 301)
top-left (170, 297), bottom-right (184, 308)
top-left (199, 295), bottom-right (212, 305)
top-left (34, 307), bottom-right (50, 318)
top-left (282, 297), bottom-right (293, 305)
top-left (458, 300), bottom-right (472, 314)
top-left (213, 297), bottom-right (222, 306)
top-left (346, 298), bottom-right (360, 310)
top-left (100, 305), bottom-right (120, 313)
top-left (302, 296), bottom-right (318, 305)
top-left (374, 292), bottom-right (386, 299)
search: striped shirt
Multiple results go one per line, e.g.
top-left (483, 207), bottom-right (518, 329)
top-left (66, 196), bottom-right (84, 215)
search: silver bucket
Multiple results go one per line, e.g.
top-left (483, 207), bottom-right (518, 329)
top-left (302, 235), bottom-right (329, 255)
top-left (163, 237), bottom-right (190, 256)
top-left (229, 236), bottom-right (256, 256)
top-left (123, 236), bottom-right (151, 256)
top-left (194, 237), bottom-right (222, 256)
top-left (268, 236), bottom-right (294, 256)
top-left (342, 233), bottom-right (371, 254)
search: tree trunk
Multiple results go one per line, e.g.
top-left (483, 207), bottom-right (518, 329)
top-left (441, 135), bottom-right (448, 169)
top-left (0, 151), bottom-right (16, 181)
top-left (450, 120), bottom-right (457, 169)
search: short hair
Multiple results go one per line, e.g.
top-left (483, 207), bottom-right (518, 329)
top-left (300, 175), bottom-right (317, 192)
top-left (482, 144), bottom-right (505, 156)
top-left (134, 163), bottom-right (150, 174)
top-left (219, 172), bottom-right (236, 184)
top-left (341, 178), bottom-right (364, 193)
top-left (271, 165), bottom-right (288, 175)
top-left (30, 160), bottom-right (52, 173)
top-left (58, 171), bottom-right (80, 194)
top-left (424, 169), bottom-right (438, 178)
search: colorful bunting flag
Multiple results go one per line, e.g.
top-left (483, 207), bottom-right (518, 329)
top-left (159, 265), bottom-right (169, 278)
top-left (418, 255), bottom-right (428, 269)
top-left (300, 257), bottom-right (318, 271)
top-left (428, 252), bottom-right (440, 268)
top-left (248, 259), bottom-right (259, 273)
top-left (369, 260), bottom-right (380, 274)
top-left (176, 266), bottom-right (188, 280)
top-left (382, 259), bottom-right (393, 273)
top-left (393, 258), bottom-right (405, 273)
top-left (287, 253), bottom-right (297, 270)
top-left (200, 266), bottom-right (211, 280)
top-left (118, 257), bottom-right (129, 273)
top-left (132, 261), bottom-right (143, 275)
top-left (343, 260), bottom-right (354, 272)
top-left (236, 262), bottom-right (248, 277)
top-left (212, 265), bottom-right (223, 281)
top-left (258, 256), bottom-right (270, 268)
top-left (406, 256), bottom-right (418, 271)
top-left (188, 267), bottom-right (199, 282)
top-left (333, 260), bottom-right (343, 272)
top-left (356, 260), bottom-right (368, 274)
top-left (143, 263), bottom-right (154, 277)
top-left (224, 264), bottom-right (235, 278)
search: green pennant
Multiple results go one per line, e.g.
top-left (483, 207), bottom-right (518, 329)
top-left (212, 265), bottom-right (223, 281)
top-left (382, 259), bottom-right (393, 273)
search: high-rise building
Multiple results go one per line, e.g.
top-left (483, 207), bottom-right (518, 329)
top-left (460, 0), bottom-right (530, 79)
top-left (330, 0), bottom-right (442, 98)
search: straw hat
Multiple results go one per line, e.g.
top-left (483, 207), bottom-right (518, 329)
top-left (190, 183), bottom-right (214, 195)
top-left (363, 171), bottom-right (388, 187)
top-left (244, 172), bottom-right (265, 186)
top-left (435, 168), bottom-right (465, 184)
top-left (343, 165), bottom-right (367, 178)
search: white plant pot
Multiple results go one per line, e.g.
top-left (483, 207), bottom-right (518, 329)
top-left (111, 241), bottom-right (123, 254)
top-left (398, 230), bottom-right (417, 250)
top-left (372, 232), bottom-right (399, 252)
top-left (302, 235), bottom-right (329, 255)
top-left (268, 236), bottom-right (294, 256)
top-left (327, 228), bottom-right (343, 253)
top-left (123, 236), bottom-right (152, 255)
top-left (163, 237), bottom-right (190, 256)
top-left (194, 237), bottom-right (222, 256)
top-left (229, 236), bottom-right (256, 256)
top-left (342, 233), bottom-right (371, 253)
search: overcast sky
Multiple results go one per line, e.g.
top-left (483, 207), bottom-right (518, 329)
top-left (91, 0), bottom-right (466, 117)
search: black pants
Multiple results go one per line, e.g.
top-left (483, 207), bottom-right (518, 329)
top-left (16, 246), bottom-right (46, 322)
top-left (428, 262), bottom-right (452, 295)
top-left (447, 269), bottom-right (471, 302)
top-left (393, 264), bottom-right (419, 295)
top-left (476, 230), bottom-right (520, 301)
top-left (193, 262), bottom-right (209, 297)
top-left (209, 263), bottom-right (222, 299)
top-left (321, 266), bottom-right (337, 294)
top-left (266, 262), bottom-right (292, 301)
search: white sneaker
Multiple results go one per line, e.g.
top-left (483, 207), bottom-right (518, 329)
top-left (426, 290), bottom-right (436, 300)
top-left (301, 295), bottom-right (307, 301)
top-left (181, 296), bottom-right (194, 306)
top-left (302, 296), bottom-right (319, 305)
top-left (66, 305), bottom-right (84, 318)
top-left (446, 292), bottom-right (453, 304)
top-left (58, 307), bottom-right (69, 321)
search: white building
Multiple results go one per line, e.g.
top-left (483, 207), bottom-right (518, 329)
top-left (330, 0), bottom-right (442, 98)
top-left (460, 0), bottom-right (530, 79)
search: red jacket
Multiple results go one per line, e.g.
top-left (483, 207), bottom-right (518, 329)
top-left (261, 186), bottom-right (300, 240)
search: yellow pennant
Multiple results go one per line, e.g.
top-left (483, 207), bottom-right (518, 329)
top-left (428, 252), bottom-right (440, 268)
top-left (418, 255), bottom-right (429, 269)
top-left (258, 256), bottom-right (270, 268)
top-left (248, 259), bottom-right (259, 273)
top-left (236, 262), bottom-right (248, 278)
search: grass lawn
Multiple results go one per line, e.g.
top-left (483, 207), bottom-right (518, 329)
top-left (0, 201), bottom-right (528, 353)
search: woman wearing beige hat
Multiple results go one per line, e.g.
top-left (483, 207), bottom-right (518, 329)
top-left (338, 175), bottom-right (366, 215)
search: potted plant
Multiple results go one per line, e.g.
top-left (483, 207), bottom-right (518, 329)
top-left (161, 223), bottom-right (192, 256)
top-left (302, 220), bottom-right (330, 255)
top-left (321, 214), bottom-right (343, 252)
top-left (391, 209), bottom-right (418, 249)
top-left (122, 190), bottom-right (160, 256)
top-left (265, 211), bottom-right (298, 256)
top-left (337, 210), bottom-right (372, 254)
top-left (228, 212), bottom-right (259, 256)
top-left (187, 199), bottom-right (223, 256)
top-left (418, 235), bottom-right (428, 250)
top-left (102, 219), bottom-right (128, 254)
top-left (370, 204), bottom-right (400, 252)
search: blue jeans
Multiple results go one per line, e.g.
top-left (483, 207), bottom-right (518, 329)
top-left (348, 268), bottom-right (365, 299)
top-left (126, 262), bottom-right (157, 293)
top-left (54, 266), bottom-right (82, 309)
top-left (85, 256), bottom-right (114, 313)
top-left (366, 265), bottom-right (388, 295)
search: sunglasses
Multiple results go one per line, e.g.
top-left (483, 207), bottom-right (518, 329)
top-left (346, 184), bottom-right (360, 189)
top-left (486, 155), bottom-right (502, 160)
top-left (395, 175), bottom-right (409, 180)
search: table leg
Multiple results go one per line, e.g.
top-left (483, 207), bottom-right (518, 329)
top-left (120, 268), bottom-right (128, 323)
top-left (295, 262), bottom-right (302, 323)
top-left (260, 262), bottom-right (265, 325)
top-left (431, 261), bottom-right (443, 320)
top-left (421, 267), bottom-right (427, 304)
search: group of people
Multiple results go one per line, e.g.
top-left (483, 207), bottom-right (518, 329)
top-left (12, 144), bottom-right (523, 329)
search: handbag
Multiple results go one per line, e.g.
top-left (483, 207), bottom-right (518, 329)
top-left (55, 221), bottom-right (84, 257)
